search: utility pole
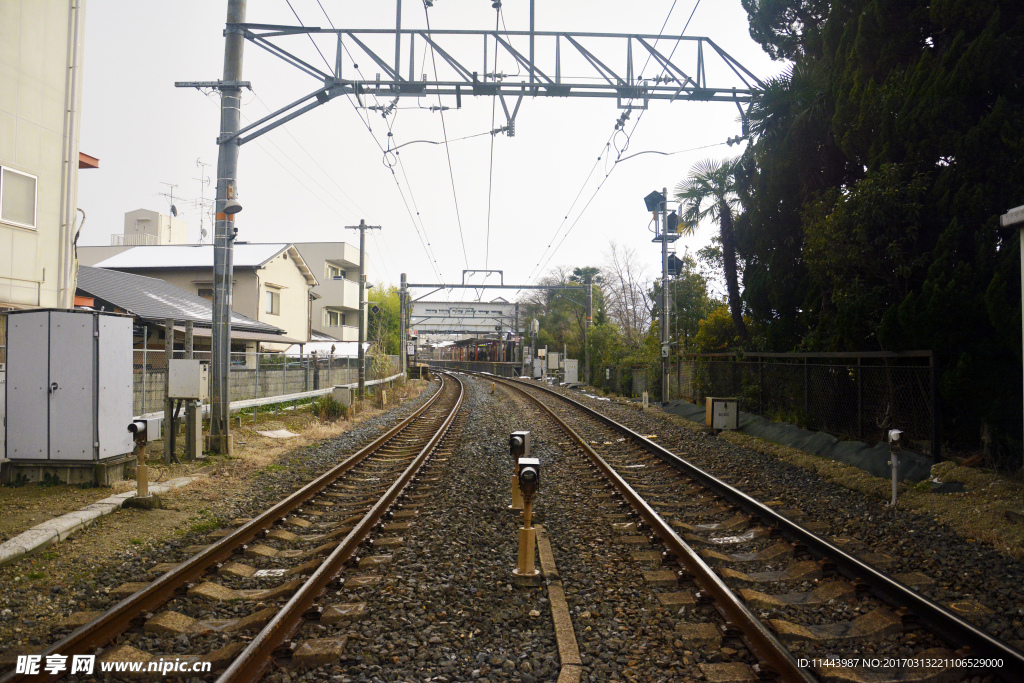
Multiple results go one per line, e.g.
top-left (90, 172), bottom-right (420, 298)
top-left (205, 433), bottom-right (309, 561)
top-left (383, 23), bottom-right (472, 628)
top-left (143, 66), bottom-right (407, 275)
top-left (346, 219), bottom-right (381, 399)
top-left (514, 303), bottom-right (520, 376)
top-left (400, 272), bottom-right (407, 377)
top-left (585, 274), bottom-right (593, 386)
top-left (208, 0), bottom-right (246, 455)
top-left (660, 187), bottom-right (670, 404)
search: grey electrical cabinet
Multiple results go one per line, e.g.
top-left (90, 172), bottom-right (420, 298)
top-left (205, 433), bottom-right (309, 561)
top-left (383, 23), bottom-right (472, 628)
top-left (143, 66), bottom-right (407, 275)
top-left (5, 310), bottom-right (135, 461)
top-left (563, 359), bottom-right (579, 384)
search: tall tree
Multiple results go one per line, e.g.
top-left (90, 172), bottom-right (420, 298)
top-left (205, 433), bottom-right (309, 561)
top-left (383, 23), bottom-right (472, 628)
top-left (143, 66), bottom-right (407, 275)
top-left (675, 158), bottom-right (748, 341)
top-left (602, 242), bottom-right (653, 350)
top-left (736, 0), bottom-right (1024, 462)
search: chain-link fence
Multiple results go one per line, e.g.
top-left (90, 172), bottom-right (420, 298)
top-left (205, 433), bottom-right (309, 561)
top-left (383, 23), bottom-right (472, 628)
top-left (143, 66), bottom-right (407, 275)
top-left (593, 365), bottom-right (651, 398)
top-left (132, 350), bottom-right (399, 415)
top-left (670, 352), bottom-right (938, 457)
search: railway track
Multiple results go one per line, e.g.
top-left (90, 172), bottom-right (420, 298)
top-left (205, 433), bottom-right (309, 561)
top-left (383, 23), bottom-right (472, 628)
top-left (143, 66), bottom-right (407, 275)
top-left (472, 371), bottom-right (1024, 683)
top-left (2, 372), bottom-right (464, 683)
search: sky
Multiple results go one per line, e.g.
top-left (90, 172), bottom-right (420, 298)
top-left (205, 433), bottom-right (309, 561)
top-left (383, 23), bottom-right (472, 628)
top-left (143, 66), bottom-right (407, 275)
top-left (76, 0), bottom-right (784, 303)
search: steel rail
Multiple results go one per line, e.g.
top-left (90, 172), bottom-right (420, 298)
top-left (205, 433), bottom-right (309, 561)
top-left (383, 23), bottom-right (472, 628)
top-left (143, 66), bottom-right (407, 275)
top-left (217, 372), bottom-right (464, 683)
top-left (500, 376), bottom-right (1024, 682)
top-left (486, 374), bottom-right (812, 683)
top-left (1, 376), bottom-right (454, 683)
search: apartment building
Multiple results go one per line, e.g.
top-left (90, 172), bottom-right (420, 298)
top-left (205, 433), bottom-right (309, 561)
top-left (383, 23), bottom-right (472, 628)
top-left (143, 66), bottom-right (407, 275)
top-left (292, 242), bottom-right (364, 342)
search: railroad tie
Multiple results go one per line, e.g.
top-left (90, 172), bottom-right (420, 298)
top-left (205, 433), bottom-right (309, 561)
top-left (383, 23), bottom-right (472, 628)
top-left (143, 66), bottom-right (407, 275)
top-left (769, 607), bottom-right (903, 644)
top-left (739, 580), bottom-right (856, 610)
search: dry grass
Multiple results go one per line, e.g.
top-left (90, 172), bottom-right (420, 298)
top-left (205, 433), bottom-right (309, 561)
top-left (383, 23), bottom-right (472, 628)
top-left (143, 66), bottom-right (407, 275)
top-left (717, 430), bottom-right (1024, 559)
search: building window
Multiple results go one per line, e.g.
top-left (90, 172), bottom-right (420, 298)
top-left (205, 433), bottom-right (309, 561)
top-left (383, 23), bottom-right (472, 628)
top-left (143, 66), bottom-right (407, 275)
top-left (327, 264), bottom-right (346, 280)
top-left (265, 289), bottom-right (280, 315)
top-left (325, 309), bottom-right (346, 327)
top-left (197, 288), bottom-right (214, 301)
top-left (0, 167), bottom-right (38, 229)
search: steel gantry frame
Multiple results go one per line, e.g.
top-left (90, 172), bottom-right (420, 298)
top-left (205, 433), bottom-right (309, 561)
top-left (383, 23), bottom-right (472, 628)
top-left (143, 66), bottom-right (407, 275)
top-left (210, 25), bottom-right (763, 146)
top-left (179, 0), bottom-right (764, 452)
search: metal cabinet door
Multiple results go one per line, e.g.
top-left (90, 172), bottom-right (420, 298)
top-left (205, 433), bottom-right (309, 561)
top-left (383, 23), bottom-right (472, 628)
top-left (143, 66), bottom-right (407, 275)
top-left (97, 316), bottom-right (134, 458)
top-left (49, 312), bottom-right (96, 460)
top-left (6, 312), bottom-right (49, 459)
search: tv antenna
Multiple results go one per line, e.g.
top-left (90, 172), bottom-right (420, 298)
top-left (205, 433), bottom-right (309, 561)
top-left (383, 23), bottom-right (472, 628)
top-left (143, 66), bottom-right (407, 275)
top-left (158, 181), bottom-right (179, 219)
top-left (193, 159), bottom-right (213, 244)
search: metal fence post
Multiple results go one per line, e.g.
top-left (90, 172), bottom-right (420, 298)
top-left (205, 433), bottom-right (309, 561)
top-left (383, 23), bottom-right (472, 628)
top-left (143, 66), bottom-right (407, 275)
top-left (803, 357), bottom-right (809, 420)
top-left (283, 355), bottom-right (288, 394)
top-left (141, 325), bottom-right (148, 414)
top-left (758, 357), bottom-right (763, 414)
top-left (930, 352), bottom-right (941, 460)
top-left (857, 357), bottom-right (863, 441)
top-left (254, 350), bottom-right (259, 400)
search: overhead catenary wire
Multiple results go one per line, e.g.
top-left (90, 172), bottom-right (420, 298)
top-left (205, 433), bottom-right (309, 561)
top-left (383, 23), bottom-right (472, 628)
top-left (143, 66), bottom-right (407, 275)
top-left (520, 0), bottom-right (704, 290)
top-left (309, 0), bottom-right (449, 291)
top-left (423, 1), bottom-right (470, 270)
top-left (198, 94), bottom-right (411, 285)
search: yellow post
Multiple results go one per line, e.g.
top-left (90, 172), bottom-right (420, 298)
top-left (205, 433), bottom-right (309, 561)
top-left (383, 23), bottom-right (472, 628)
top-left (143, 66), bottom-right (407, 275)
top-left (517, 497), bottom-right (536, 575)
top-left (511, 475), bottom-right (524, 509)
top-left (137, 442), bottom-right (149, 498)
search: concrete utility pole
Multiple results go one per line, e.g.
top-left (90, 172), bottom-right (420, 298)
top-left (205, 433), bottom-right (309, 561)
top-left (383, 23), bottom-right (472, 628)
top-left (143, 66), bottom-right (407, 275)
top-left (1000, 204), bottom-right (1024, 477)
top-left (660, 187), bottom-right (670, 404)
top-left (209, 0), bottom-right (246, 455)
top-left (163, 318), bottom-right (175, 464)
top-left (585, 274), bottom-right (593, 386)
top-left (346, 220), bottom-right (380, 399)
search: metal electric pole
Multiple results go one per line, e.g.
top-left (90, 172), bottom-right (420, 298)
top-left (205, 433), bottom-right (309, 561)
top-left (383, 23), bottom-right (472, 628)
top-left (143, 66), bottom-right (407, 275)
top-left (585, 274), bottom-right (593, 386)
top-left (660, 187), bottom-right (670, 404)
top-left (400, 272), bottom-right (408, 377)
top-left (346, 220), bottom-right (380, 399)
top-left (209, 0), bottom-right (246, 455)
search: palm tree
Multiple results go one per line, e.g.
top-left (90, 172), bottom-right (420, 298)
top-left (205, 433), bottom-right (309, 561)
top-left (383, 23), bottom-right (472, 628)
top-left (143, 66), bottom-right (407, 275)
top-left (674, 158), bottom-right (748, 341)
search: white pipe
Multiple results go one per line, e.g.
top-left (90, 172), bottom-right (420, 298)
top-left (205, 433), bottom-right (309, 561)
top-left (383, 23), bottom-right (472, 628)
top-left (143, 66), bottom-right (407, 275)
top-left (58, 0), bottom-right (85, 308)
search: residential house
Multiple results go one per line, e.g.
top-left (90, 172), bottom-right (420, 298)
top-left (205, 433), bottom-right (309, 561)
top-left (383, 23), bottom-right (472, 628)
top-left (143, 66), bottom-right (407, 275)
top-left (89, 243), bottom-right (317, 350)
top-left (76, 265), bottom-right (297, 353)
top-left (0, 0), bottom-right (91, 310)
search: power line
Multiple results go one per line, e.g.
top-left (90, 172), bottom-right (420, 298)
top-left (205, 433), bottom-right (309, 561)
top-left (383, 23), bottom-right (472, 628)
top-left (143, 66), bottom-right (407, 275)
top-left (285, 0), bottom-right (333, 73)
top-left (251, 92), bottom-right (371, 219)
top-left (423, 2), bottom-right (470, 270)
top-left (309, 0), bottom-right (449, 290)
top-left (521, 0), bottom-right (704, 289)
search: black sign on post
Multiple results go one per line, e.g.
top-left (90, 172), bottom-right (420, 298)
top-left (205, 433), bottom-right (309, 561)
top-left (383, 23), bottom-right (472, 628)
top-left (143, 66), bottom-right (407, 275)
top-left (667, 254), bottom-right (684, 277)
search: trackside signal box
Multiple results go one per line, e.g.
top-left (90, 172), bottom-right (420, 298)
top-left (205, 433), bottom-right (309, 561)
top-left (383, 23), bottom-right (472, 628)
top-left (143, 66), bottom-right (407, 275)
top-left (705, 397), bottom-right (738, 431)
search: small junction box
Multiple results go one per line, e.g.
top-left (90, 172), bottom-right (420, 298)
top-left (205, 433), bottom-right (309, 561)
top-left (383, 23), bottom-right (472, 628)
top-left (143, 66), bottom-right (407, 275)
top-left (705, 397), bottom-right (738, 431)
top-left (167, 359), bottom-right (209, 400)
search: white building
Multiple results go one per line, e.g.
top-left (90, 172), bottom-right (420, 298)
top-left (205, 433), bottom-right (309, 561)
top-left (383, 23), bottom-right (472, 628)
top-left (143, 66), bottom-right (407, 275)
top-left (0, 0), bottom-right (90, 310)
top-left (118, 208), bottom-right (188, 246)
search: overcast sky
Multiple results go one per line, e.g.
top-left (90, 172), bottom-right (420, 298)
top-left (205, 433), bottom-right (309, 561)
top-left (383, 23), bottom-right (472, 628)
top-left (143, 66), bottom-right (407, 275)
top-left (77, 0), bottom-right (783, 302)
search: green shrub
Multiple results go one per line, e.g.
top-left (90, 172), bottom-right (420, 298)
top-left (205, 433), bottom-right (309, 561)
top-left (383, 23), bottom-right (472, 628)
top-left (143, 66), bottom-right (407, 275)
top-left (312, 395), bottom-right (347, 421)
top-left (38, 473), bottom-right (62, 488)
